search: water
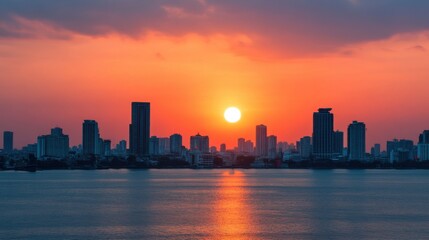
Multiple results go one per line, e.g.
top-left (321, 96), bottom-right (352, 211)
top-left (1, 169), bottom-right (429, 239)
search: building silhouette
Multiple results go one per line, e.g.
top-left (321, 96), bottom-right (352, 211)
top-left (3, 131), bottom-right (13, 153)
top-left (220, 143), bottom-right (226, 153)
top-left (299, 136), bottom-right (312, 159)
top-left (149, 136), bottom-right (159, 155)
top-left (371, 144), bottom-right (381, 158)
top-left (238, 138), bottom-right (245, 153)
top-left (129, 102), bottom-right (150, 156)
top-left (37, 128), bottom-right (69, 159)
top-left (158, 137), bottom-right (170, 155)
top-left (333, 130), bottom-right (344, 156)
top-left (190, 133), bottom-right (209, 153)
top-left (347, 121), bottom-right (366, 161)
top-left (103, 140), bottom-right (111, 156)
top-left (267, 135), bottom-right (277, 159)
top-left (256, 124), bottom-right (268, 156)
top-left (82, 120), bottom-right (101, 155)
top-left (387, 139), bottom-right (414, 162)
top-left (418, 130), bottom-right (429, 161)
top-left (170, 134), bottom-right (182, 154)
top-left (312, 108), bottom-right (334, 160)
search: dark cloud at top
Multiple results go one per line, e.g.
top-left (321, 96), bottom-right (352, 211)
top-left (1, 0), bottom-right (429, 56)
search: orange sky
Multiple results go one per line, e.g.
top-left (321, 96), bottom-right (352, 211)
top-left (1, 3), bottom-right (429, 150)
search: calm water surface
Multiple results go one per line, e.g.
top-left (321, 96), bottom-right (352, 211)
top-left (1, 169), bottom-right (429, 239)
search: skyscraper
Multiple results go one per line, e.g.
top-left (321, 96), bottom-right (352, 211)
top-left (267, 135), bottom-right (277, 159)
top-left (256, 124), bottom-right (267, 156)
top-left (347, 121), bottom-right (366, 161)
top-left (418, 130), bottom-right (429, 161)
top-left (190, 133), bottom-right (209, 153)
top-left (37, 128), bottom-right (69, 159)
top-left (149, 136), bottom-right (159, 155)
top-left (3, 131), bottom-right (13, 153)
top-left (238, 138), bottom-right (245, 153)
top-left (82, 120), bottom-right (100, 155)
top-left (129, 102), bottom-right (150, 156)
top-left (103, 140), bottom-right (111, 156)
top-left (333, 130), bottom-right (344, 156)
top-left (170, 134), bottom-right (182, 154)
top-left (312, 108), bottom-right (334, 160)
top-left (299, 136), bottom-right (312, 159)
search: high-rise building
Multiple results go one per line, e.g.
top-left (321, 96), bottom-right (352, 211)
top-left (158, 137), bottom-right (170, 155)
top-left (299, 136), bottom-right (312, 159)
top-left (149, 136), bottom-right (159, 155)
top-left (333, 130), bottom-right (344, 155)
top-left (312, 108), bottom-right (334, 160)
top-left (371, 144), bottom-right (381, 158)
top-left (256, 124), bottom-right (268, 156)
top-left (82, 120), bottom-right (100, 155)
top-left (170, 134), bottom-right (183, 154)
top-left (267, 135), bottom-right (277, 159)
top-left (238, 138), bottom-right (245, 153)
top-left (220, 143), bottom-right (226, 153)
top-left (3, 131), bottom-right (13, 153)
top-left (115, 140), bottom-right (127, 156)
top-left (417, 130), bottom-right (429, 161)
top-left (419, 130), bottom-right (429, 144)
top-left (37, 128), bottom-right (69, 159)
top-left (347, 121), bottom-right (366, 161)
top-left (387, 139), bottom-right (414, 162)
top-left (103, 140), bottom-right (111, 156)
top-left (244, 140), bottom-right (254, 154)
top-left (190, 133), bottom-right (209, 153)
top-left (129, 102), bottom-right (150, 156)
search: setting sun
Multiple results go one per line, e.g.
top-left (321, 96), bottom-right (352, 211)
top-left (224, 107), bottom-right (241, 123)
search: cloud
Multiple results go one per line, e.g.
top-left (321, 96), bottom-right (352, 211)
top-left (1, 0), bottom-right (429, 56)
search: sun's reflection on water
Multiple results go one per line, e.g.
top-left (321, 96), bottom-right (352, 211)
top-left (212, 169), bottom-right (257, 240)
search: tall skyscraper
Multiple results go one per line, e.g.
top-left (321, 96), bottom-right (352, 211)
top-left (129, 102), bottom-right (150, 156)
top-left (267, 135), bottom-right (277, 159)
top-left (103, 140), bottom-right (111, 156)
top-left (238, 138), bottom-right (245, 153)
top-left (37, 128), bottom-right (69, 159)
top-left (149, 136), bottom-right (159, 155)
top-left (190, 133), bottom-right (209, 153)
top-left (3, 131), bottom-right (13, 153)
top-left (82, 120), bottom-right (100, 155)
top-left (256, 124), bottom-right (268, 157)
top-left (170, 134), bottom-right (183, 154)
top-left (299, 136), bottom-right (312, 159)
top-left (333, 130), bottom-right (344, 155)
top-left (347, 121), bottom-right (366, 161)
top-left (312, 108), bottom-right (334, 160)
top-left (418, 130), bottom-right (429, 161)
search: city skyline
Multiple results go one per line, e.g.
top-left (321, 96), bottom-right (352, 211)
top-left (1, 1), bottom-right (429, 150)
top-left (0, 102), bottom-right (427, 155)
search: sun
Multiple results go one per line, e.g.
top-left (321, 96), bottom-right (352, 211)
top-left (224, 107), bottom-right (241, 123)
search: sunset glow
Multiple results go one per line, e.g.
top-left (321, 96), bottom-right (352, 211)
top-left (1, 1), bottom-right (429, 150)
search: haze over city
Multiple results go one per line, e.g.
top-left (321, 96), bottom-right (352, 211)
top-left (1, 1), bottom-right (429, 149)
